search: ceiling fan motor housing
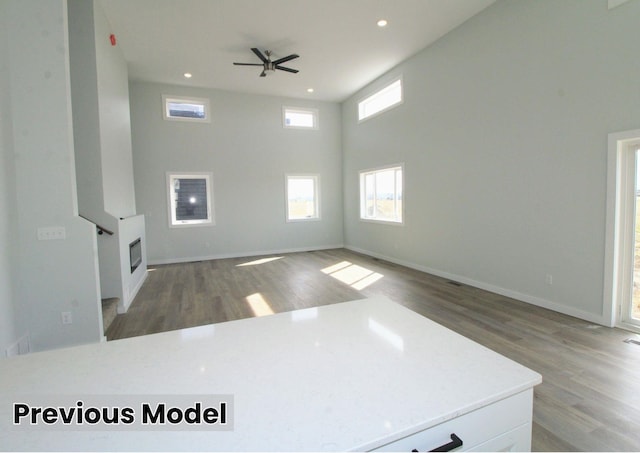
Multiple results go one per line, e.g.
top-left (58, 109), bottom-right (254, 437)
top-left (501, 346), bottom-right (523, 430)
top-left (233, 48), bottom-right (299, 77)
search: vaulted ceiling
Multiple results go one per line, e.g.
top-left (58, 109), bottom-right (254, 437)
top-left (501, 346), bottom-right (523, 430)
top-left (98, 0), bottom-right (496, 102)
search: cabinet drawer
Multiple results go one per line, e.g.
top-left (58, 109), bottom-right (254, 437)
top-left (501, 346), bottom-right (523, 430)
top-left (470, 423), bottom-right (532, 452)
top-left (370, 389), bottom-right (533, 452)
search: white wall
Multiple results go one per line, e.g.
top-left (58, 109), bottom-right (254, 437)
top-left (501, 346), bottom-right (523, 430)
top-left (92, 0), bottom-right (146, 310)
top-left (342, 0), bottom-right (640, 324)
top-left (68, 0), bottom-right (146, 312)
top-left (94, 0), bottom-right (136, 219)
top-left (0, 0), bottom-right (19, 356)
top-left (68, 0), bottom-right (104, 226)
top-left (69, 0), bottom-right (136, 222)
top-left (6, 0), bottom-right (103, 351)
top-left (130, 82), bottom-right (344, 263)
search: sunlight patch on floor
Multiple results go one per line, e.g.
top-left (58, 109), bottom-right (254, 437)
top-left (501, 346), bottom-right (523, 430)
top-left (246, 292), bottom-right (275, 317)
top-left (321, 261), bottom-right (352, 274)
top-left (321, 261), bottom-right (384, 290)
top-left (237, 257), bottom-right (284, 267)
top-left (352, 272), bottom-right (384, 290)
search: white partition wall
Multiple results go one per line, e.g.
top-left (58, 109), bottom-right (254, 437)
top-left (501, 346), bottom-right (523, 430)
top-left (68, 0), bottom-right (147, 314)
top-left (4, 0), bottom-right (103, 352)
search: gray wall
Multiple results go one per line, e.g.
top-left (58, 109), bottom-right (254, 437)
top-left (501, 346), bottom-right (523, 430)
top-left (342, 0), bottom-right (640, 324)
top-left (130, 82), bottom-right (343, 263)
top-left (0, 0), bottom-right (19, 356)
top-left (5, 0), bottom-right (103, 352)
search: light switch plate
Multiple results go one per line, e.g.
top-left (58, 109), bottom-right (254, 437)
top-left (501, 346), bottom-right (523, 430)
top-left (37, 226), bottom-right (66, 240)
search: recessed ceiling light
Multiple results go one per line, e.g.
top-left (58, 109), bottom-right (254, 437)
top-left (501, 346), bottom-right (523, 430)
top-left (183, 73), bottom-right (192, 78)
top-left (307, 88), bottom-right (314, 93)
top-left (377, 19), bottom-right (388, 27)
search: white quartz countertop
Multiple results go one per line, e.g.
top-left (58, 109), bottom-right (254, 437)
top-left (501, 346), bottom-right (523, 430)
top-left (0, 296), bottom-right (541, 451)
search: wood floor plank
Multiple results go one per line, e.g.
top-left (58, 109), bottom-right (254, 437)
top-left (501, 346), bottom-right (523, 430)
top-left (532, 422), bottom-right (579, 452)
top-left (105, 248), bottom-right (640, 451)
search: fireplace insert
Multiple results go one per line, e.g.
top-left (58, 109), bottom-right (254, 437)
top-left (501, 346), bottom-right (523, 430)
top-left (129, 238), bottom-right (142, 273)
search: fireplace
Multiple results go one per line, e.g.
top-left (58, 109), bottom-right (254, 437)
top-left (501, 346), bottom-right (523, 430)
top-left (129, 238), bottom-right (142, 273)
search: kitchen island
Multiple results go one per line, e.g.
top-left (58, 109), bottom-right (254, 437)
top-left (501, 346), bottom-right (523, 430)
top-left (0, 296), bottom-right (541, 451)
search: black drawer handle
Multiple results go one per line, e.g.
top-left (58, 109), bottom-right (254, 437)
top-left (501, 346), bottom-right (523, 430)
top-left (412, 433), bottom-right (463, 452)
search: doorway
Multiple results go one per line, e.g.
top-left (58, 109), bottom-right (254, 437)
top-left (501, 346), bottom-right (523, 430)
top-left (605, 129), bottom-right (640, 332)
top-left (625, 145), bottom-right (640, 328)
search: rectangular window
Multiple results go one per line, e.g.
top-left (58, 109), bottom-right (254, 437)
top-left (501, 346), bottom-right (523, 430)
top-left (167, 172), bottom-right (214, 227)
top-left (286, 175), bottom-right (320, 221)
top-left (359, 165), bottom-right (403, 224)
top-left (283, 106), bottom-right (318, 129)
top-left (163, 95), bottom-right (210, 122)
top-left (358, 78), bottom-right (403, 122)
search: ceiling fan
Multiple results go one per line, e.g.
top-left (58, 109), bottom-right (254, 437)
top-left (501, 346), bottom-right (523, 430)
top-left (233, 48), bottom-right (299, 77)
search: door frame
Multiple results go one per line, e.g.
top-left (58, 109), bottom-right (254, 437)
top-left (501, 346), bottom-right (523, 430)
top-left (604, 128), bottom-right (640, 332)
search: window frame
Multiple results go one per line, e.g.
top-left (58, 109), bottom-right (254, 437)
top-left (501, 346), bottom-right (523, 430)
top-left (166, 172), bottom-right (215, 228)
top-left (285, 174), bottom-right (321, 222)
top-left (282, 106), bottom-right (319, 130)
top-left (359, 164), bottom-right (404, 225)
top-left (357, 76), bottom-right (403, 123)
top-left (162, 95), bottom-right (211, 123)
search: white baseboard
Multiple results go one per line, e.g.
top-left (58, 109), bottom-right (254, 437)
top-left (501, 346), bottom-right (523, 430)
top-left (147, 244), bottom-right (345, 266)
top-left (118, 269), bottom-right (149, 314)
top-left (608, 0), bottom-right (630, 10)
top-left (345, 245), bottom-right (608, 326)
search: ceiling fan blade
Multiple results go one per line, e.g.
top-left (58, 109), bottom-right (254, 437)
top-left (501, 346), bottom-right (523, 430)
top-left (275, 65), bottom-right (299, 74)
top-left (233, 62), bottom-right (264, 66)
top-left (272, 54), bottom-right (299, 65)
top-left (251, 47), bottom-right (268, 63)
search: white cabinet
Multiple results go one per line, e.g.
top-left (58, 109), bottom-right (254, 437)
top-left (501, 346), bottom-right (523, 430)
top-left (372, 389), bottom-right (533, 452)
top-left (471, 424), bottom-right (532, 452)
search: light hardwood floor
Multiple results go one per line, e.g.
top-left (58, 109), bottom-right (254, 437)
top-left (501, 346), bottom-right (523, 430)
top-left (107, 248), bottom-right (640, 451)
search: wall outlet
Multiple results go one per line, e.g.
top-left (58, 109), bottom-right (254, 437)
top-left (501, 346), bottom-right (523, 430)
top-left (18, 335), bottom-right (30, 354)
top-left (5, 334), bottom-right (30, 357)
top-left (37, 226), bottom-right (66, 241)
top-left (545, 274), bottom-right (553, 285)
top-left (61, 311), bottom-right (73, 325)
top-left (5, 342), bottom-right (19, 358)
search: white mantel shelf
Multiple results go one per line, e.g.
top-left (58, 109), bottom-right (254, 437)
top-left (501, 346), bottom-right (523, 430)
top-left (0, 296), bottom-right (541, 451)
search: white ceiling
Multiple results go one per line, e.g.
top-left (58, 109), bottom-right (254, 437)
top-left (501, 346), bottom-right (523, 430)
top-left (98, 0), bottom-right (496, 102)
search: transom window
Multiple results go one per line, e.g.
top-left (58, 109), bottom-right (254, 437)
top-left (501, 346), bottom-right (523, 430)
top-left (358, 78), bottom-right (403, 122)
top-left (167, 172), bottom-right (214, 227)
top-left (162, 95), bottom-right (210, 122)
top-left (283, 106), bottom-right (318, 129)
top-left (286, 175), bottom-right (320, 221)
top-left (359, 165), bottom-right (403, 224)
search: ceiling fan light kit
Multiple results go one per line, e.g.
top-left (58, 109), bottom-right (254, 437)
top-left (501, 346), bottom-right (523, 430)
top-left (233, 48), bottom-right (299, 77)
